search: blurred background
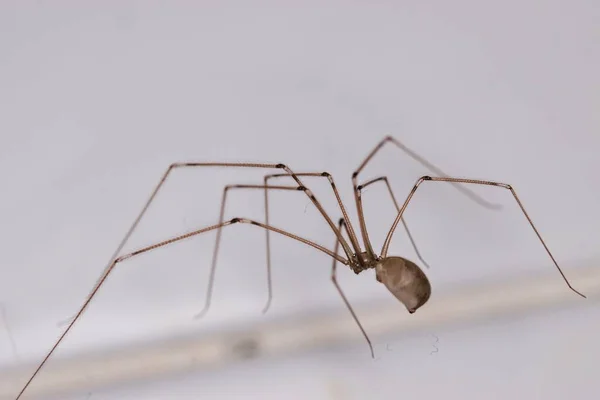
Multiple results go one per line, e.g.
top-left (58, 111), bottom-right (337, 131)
top-left (0, 1), bottom-right (598, 399)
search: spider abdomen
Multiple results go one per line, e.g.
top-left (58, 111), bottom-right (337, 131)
top-left (375, 256), bottom-right (431, 313)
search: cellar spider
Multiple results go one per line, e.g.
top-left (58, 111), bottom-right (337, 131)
top-left (14, 136), bottom-right (585, 399)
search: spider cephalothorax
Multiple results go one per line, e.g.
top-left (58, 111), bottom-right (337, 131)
top-left (348, 251), bottom-right (380, 273)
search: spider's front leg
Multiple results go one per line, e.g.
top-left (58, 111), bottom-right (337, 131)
top-left (381, 175), bottom-right (586, 298)
top-left (57, 162), bottom-right (352, 327)
top-left (356, 175), bottom-right (431, 269)
top-left (15, 217), bottom-right (348, 400)
top-left (23, 161), bottom-right (355, 400)
top-left (351, 136), bottom-right (503, 262)
top-left (354, 136), bottom-right (502, 210)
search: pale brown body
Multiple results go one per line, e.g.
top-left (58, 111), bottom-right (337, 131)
top-left (345, 250), bottom-right (431, 314)
top-left (375, 257), bottom-right (431, 313)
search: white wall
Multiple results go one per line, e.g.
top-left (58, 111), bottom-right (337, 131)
top-left (56, 302), bottom-right (600, 400)
top-left (1, 1), bottom-right (598, 399)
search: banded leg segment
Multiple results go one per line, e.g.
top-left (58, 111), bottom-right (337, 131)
top-left (357, 176), bottom-right (430, 269)
top-left (263, 173), bottom-right (325, 313)
top-left (61, 163), bottom-right (352, 327)
top-left (381, 176), bottom-right (585, 298)
top-left (352, 136), bottom-right (502, 210)
top-left (197, 183), bottom-right (323, 318)
top-left (352, 136), bottom-right (502, 259)
top-left (261, 171), bottom-right (369, 313)
top-left (15, 217), bottom-right (348, 400)
top-left (264, 171), bottom-right (364, 258)
top-left (277, 166), bottom-right (360, 261)
top-left (23, 162), bottom-right (354, 399)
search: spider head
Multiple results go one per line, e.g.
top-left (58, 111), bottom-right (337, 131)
top-left (375, 256), bottom-right (431, 313)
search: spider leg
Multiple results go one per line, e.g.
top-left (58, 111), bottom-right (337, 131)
top-left (58, 162), bottom-right (352, 328)
top-left (197, 183), bottom-right (340, 318)
top-left (381, 175), bottom-right (585, 298)
top-left (352, 136), bottom-right (502, 258)
top-left (15, 217), bottom-right (348, 400)
top-left (262, 171), bottom-right (370, 313)
top-left (353, 136), bottom-right (502, 210)
top-left (263, 173), bottom-right (333, 312)
top-left (357, 176), bottom-right (431, 269)
top-left (277, 166), bottom-right (359, 259)
top-left (331, 217), bottom-right (375, 358)
top-left (272, 170), bottom-right (365, 262)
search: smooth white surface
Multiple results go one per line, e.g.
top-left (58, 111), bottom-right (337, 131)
top-left (2, 263), bottom-right (598, 399)
top-left (0, 1), bottom-right (598, 399)
top-left (54, 302), bottom-right (600, 400)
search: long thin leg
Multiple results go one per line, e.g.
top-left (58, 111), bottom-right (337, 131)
top-left (277, 166), bottom-right (359, 261)
top-left (262, 172), bottom-right (367, 313)
top-left (264, 171), bottom-right (370, 258)
top-left (14, 217), bottom-right (348, 400)
top-left (287, 172), bottom-right (364, 262)
top-left (263, 173), bottom-right (330, 314)
top-left (352, 136), bottom-right (503, 259)
top-left (353, 136), bottom-right (502, 209)
top-left (357, 176), bottom-right (431, 269)
top-left (380, 175), bottom-right (586, 298)
top-left (263, 173), bottom-right (430, 270)
top-left (196, 183), bottom-right (307, 319)
top-left (331, 217), bottom-right (374, 358)
top-left (59, 162), bottom-right (354, 327)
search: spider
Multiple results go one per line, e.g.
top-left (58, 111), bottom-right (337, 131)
top-left (15, 136), bottom-right (585, 399)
